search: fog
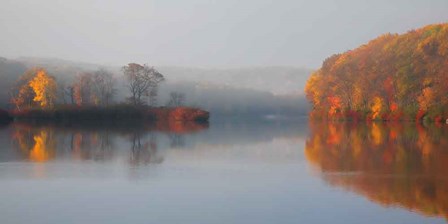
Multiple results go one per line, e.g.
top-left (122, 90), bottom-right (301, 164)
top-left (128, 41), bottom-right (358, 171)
top-left (0, 0), bottom-right (447, 115)
top-left (0, 0), bottom-right (447, 68)
top-left (0, 57), bottom-right (310, 115)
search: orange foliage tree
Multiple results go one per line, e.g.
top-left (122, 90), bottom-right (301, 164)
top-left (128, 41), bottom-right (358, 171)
top-left (305, 23), bottom-right (448, 121)
top-left (10, 68), bottom-right (57, 110)
top-left (28, 69), bottom-right (57, 109)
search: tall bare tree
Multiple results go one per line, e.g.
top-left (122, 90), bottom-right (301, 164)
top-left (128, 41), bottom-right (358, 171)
top-left (73, 72), bottom-right (94, 106)
top-left (122, 63), bottom-right (165, 106)
top-left (64, 85), bottom-right (75, 105)
top-left (167, 92), bottom-right (186, 107)
top-left (92, 69), bottom-right (116, 106)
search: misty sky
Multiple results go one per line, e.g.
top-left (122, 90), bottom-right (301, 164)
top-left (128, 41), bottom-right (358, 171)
top-left (0, 0), bottom-right (447, 68)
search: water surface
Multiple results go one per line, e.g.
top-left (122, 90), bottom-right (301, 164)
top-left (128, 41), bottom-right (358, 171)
top-left (0, 119), bottom-right (446, 224)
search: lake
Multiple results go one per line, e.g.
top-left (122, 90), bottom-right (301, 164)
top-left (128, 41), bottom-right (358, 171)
top-left (0, 118), bottom-right (447, 224)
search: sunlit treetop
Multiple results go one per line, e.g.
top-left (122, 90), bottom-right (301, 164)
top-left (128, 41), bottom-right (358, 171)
top-left (305, 23), bottom-right (448, 121)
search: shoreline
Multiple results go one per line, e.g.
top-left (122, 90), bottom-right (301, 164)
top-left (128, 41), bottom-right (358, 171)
top-left (0, 106), bottom-right (209, 125)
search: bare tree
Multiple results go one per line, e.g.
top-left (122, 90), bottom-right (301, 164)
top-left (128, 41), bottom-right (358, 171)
top-left (122, 63), bottom-right (165, 106)
top-left (147, 74), bottom-right (164, 106)
top-left (73, 72), bottom-right (94, 106)
top-left (57, 81), bottom-right (74, 105)
top-left (92, 69), bottom-right (116, 106)
top-left (64, 85), bottom-right (75, 105)
top-left (147, 87), bottom-right (158, 106)
top-left (167, 92), bottom-right (186, 107)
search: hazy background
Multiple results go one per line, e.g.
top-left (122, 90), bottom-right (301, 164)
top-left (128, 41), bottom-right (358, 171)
top-left (0, 0), bottom-right (447, 115)
top-left (0, 0), bottom-right (447, 68)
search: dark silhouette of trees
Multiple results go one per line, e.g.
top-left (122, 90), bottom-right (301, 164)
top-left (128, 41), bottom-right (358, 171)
top-left (72, 69), bottom-right (116, 106)
top-left (122, 63), bottom-right (165, 106)
top-left (167, 92), bottom-right (186, 107)
top-left (73, 72), bottom-right (94, 106)
top-left (92, 69), bottom-right (116, 106)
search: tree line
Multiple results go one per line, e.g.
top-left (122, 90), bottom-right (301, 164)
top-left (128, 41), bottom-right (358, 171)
top-left (305, 23), bottom-right (448, 121)
top-left (8, 63), bottom-right (188, 111)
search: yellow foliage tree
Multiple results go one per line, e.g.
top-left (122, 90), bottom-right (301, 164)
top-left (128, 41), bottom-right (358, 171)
top-left (28, 69), bottom-right (57, 108)
top-left (305, 23), bottom-right (448, 121)
top-left (371, 96), bottom-right (383, 119)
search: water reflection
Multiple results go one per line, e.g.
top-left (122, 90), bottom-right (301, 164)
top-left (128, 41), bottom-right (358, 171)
top-left (305, 121), bottom-right (448, 219)
top-left (129, 133), bottom-right (163, 165)
top-left (10, 121), bottom-right (208, 165)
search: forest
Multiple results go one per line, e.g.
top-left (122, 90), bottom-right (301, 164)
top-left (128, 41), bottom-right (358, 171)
top-left (305, 23), bottom-right (448, 122)
top-left (9, 63), bottom-right (163, 110)
top-left (0, 57), bottom-right (308, 119)
top-left (0, 60), bottom-right (209, 123)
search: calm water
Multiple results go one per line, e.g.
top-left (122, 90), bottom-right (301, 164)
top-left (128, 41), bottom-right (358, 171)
top-left (0, 119), bottom-right (447, 224)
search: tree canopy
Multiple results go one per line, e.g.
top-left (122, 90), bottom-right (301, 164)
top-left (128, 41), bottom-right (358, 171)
top-left (29, 69), bottom-right (57, 108)
top-left (305, 23), bottom-right (448, 121)
top-left (122, 63), bottom-right (165, 106)
top-left (11, 68), bottom-right (57, 110)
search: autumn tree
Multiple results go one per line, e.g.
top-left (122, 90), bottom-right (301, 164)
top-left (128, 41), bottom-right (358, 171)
top-left (28, 69), bottom-right (58, 109)
top-left (71, 69), bottom-right (116, 107)
top-left (122, 63), bottom-right (165, 106)
top-left (10, 68), bottom-right (38, 110)
top-left (73, 72), bottom-right (94, 106)
top-left (10, 68), bottom-right (57, 110)
top-left (305, 23), bottom-right (448, 121)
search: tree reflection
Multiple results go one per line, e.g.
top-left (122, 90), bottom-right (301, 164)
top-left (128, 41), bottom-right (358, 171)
top-left (305, 121), bottom-right (448, 219)
top-left (28, 130), bottom-right (56, 162)
top-left (12, 124), bottom-right (56, 162)
top-left (168, 133), bottom-right (185, 148)
top-left (128, 132), bottom-right (163, 166)
top-left (8, 121), bottom-right (206, 165)
top-left (70, 131), bottom-right (114, 161)
top-left (12, 123), bottom-right (115, 162)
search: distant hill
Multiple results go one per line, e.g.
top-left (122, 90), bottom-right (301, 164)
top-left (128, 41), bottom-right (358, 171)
top-left (0, 57), bottom-right (27, 108)
top-left (305, 23), bottom-right (448, 121)
top-left (158, 66), bottom-right (312, 95)
top-left (156, 81), bottom-right (309, 117)
top-left (16, 57), bottom-right (104, 81)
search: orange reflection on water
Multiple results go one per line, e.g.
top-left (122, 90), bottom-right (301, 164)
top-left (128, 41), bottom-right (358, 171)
top-left (29, 131), bottom-right (55, 162)
top-left (305, 121), bottom-right (448, 219)
top-left (11, 120), bottom-right (208, 164)
top-left (12, 125), bottom-right (55, 162)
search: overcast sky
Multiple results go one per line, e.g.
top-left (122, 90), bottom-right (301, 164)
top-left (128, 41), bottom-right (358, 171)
top-left (0, 0), bottom-right (447, 68)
